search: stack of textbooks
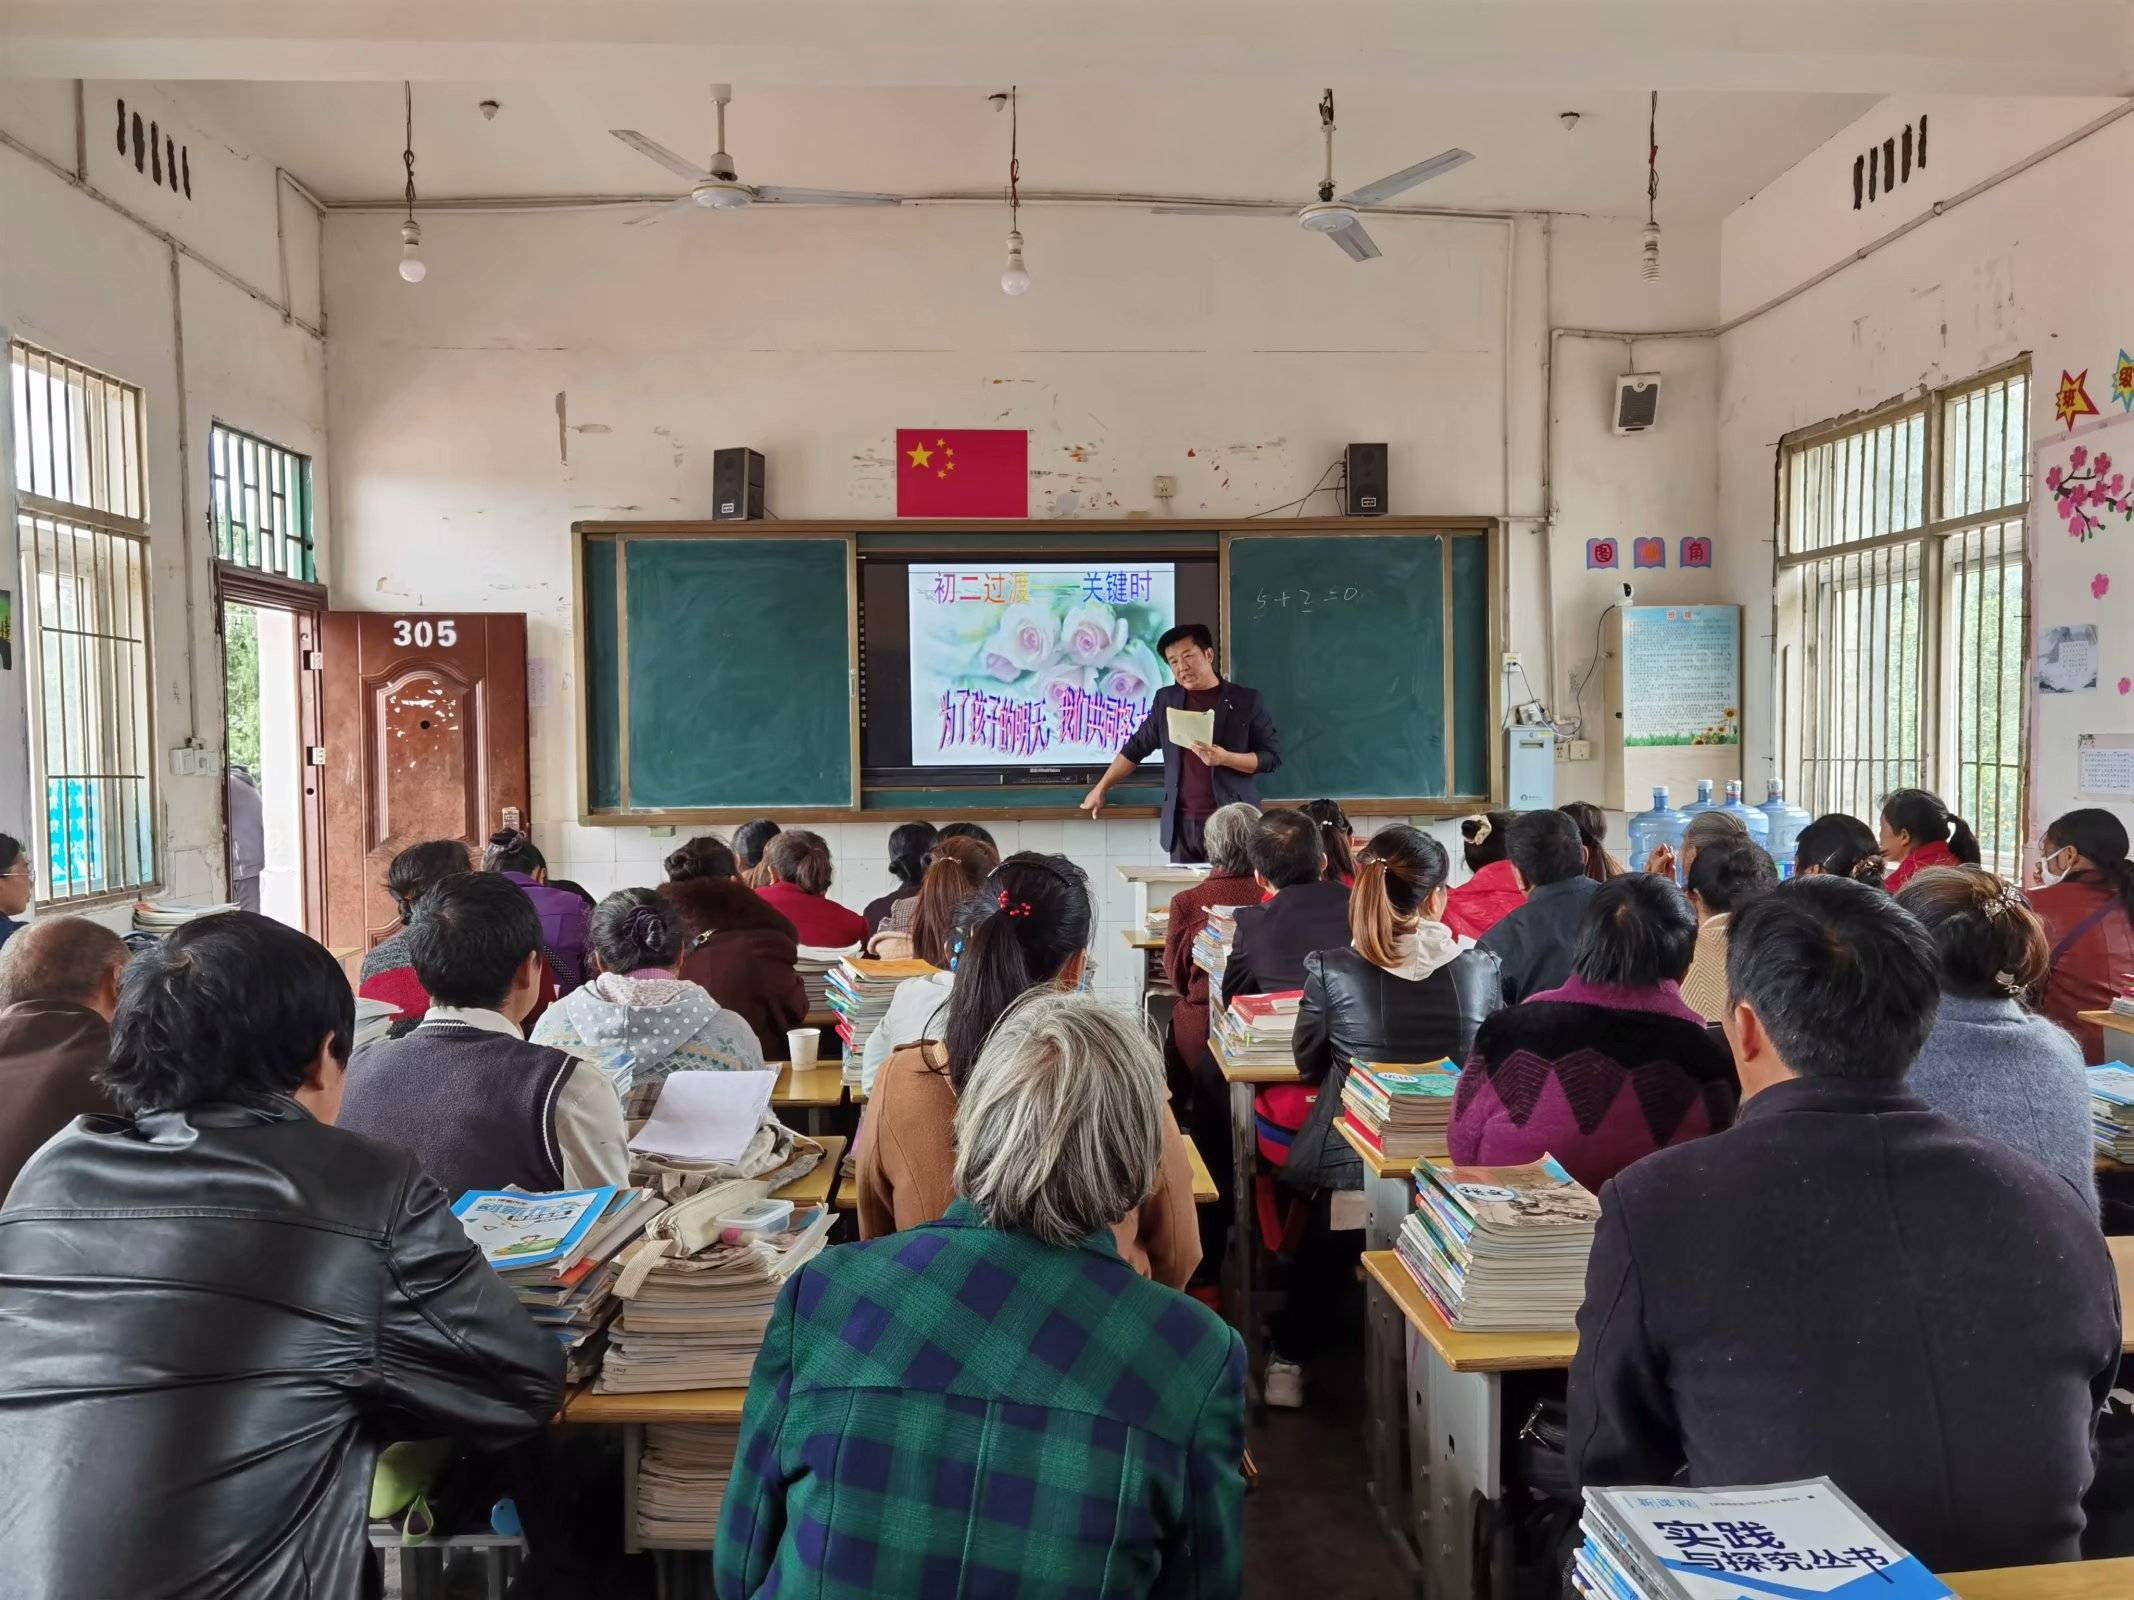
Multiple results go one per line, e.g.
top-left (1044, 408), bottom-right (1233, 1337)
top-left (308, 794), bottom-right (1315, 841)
top-left (598, 1180), bottom-right (835, 1392)
top-left (1139, 904), bottom-right (1170, 942)
top-left (1396, 1157), bottom-right (1599, 1332)
top-left (2088, 1064), bottom-right (2134, 1162)
top-left (825, 956), bottom-right (937, 1070)
top-left (132, 897), bottom-right (238, 933)
top-left (1576, 1479), bottom-right (1952, 1599)
top-left (1211, 988), bottom-right (1302, 1069)
top-left (1192, 905), bottom-right (1242, 984)
top-left (635, 1423), bottom-right (741, 1547)
top-left (453, 1186), bottom-right (665, 1382)
top-left (794, 945), bottom-right (856, 1016)
top-left (1341, 1059), bottom-right (1460, 1160)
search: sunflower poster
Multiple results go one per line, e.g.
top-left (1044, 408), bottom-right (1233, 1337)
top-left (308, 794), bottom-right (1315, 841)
top-left (1621, 605), bottom-right (1741, 748)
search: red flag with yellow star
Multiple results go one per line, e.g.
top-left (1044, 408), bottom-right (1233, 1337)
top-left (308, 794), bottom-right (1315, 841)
top-left (896, 428), bottom-right (1027, 517)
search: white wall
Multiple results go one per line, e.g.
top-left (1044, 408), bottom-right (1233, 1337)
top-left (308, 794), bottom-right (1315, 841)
top-left (0, 81), bottom-right (329, 909)
top-left (1717, 95), bottom-right (2134, 847)
top-left (321, 195), bottom-right (1721, 996)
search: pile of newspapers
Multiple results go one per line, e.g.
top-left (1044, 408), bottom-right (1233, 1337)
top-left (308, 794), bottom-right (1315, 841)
top-left (636, 1423), bottom-right (740, 1548)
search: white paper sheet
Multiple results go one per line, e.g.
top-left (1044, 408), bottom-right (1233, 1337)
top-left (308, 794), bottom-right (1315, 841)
top-left (629, 1070), bottom-right (778, 1165)
top-left (1166, 707), bottom-right (1215, 748)
top-left (2077, 733), bottom-right (2134, 797)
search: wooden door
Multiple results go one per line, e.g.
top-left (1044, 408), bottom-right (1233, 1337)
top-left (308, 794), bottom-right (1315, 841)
top-left (322, 612), bottom-right (530, 955)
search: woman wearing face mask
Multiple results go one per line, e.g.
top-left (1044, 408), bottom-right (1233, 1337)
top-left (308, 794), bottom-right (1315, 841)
top-left (2028, 809), bottom-right (2134, 1062)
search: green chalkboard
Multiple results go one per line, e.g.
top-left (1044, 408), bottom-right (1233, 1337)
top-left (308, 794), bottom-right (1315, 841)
top-left (616, 536), bottom-right (855, 810)
top-left (1225, 531), bottom-right (1493, 803)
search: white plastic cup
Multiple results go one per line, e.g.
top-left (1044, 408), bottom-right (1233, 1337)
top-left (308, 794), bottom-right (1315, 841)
top-left (786, 1028), bottom-right (821, 1071)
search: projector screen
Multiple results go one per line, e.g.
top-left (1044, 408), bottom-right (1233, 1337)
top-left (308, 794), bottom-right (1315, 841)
top-left (906, 561), bottom-right (1177, 768)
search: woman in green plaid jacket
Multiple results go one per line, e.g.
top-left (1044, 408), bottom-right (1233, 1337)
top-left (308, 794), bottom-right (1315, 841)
top-left (716, 990), bottom-right (1247, 1599)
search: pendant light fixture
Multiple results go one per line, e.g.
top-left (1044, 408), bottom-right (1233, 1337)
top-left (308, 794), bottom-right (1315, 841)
top-left (1641, 90), bottom-right (1661, 282)
top-left (998, 86), bottom-right (1031, 296)
top-left (398, 81), bottom-right (427, 284)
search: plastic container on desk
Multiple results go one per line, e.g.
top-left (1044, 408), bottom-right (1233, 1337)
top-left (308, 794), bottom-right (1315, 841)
top-left (1626, 787), bottom-right (1689, 875)
top-left (1758, 779), bottom-right (1813, 874)
top-left (1719, 780), bottom-right (1771, 846)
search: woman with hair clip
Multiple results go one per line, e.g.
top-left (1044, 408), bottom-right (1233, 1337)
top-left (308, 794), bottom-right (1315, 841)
top-left (1443, 811), bottom-right (1525, 939)
top-left (1794, 813), bottom-right (1887, 888)
top-left (858, 835), bottom-right (1000, 1091)
top-left (533, 888), bottom-right (765, 1116)
top-left (855, 852), bottom-right (1201, 1288)
top-left (868, 835), bottom-right (996, 959)
top-left (861, 821), bottom-right (939, 935)
top-left (1260, 825), bottom-right (1502, 1409)
top-left (1897, 867), bottom-right (2096, 1212)
top-left (2029, 808), bottom-right (2134, 1061)
top-left (483, 828), bottom-right (593, 993)
top-left (1559, 801), bottom-right (1625, 882)
top-left (1302, 798), bottom-right (1359, 885)
top-left (1878, 787), bottom-right (1981, 894)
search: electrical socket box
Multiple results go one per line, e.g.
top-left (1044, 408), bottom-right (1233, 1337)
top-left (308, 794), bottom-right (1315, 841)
top-left (1501, 651), bottom-right (1521, 672)
top-left (1567, 739), bottom-right (1594, 762)
top-left (1152, 475), bottom-right (1177, 499)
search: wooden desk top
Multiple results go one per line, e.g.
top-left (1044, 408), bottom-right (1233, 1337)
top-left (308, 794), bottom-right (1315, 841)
top-left (2077, 1009), bottom-right (2132, 1036)
top-left (1116, 865), bottom-right (1213, 886)
top-left (1944, 1557), bottom-right (2134, 1598)
top-left (769, 1062), bottom-right (847, 1109)
top-left (564, 1386), bottom-right (747, 1425)
top-left (1334, 1117), bottom-right (1433, 1180)
top-left (802, 1008), bottom-right (838, 1032)
top-left (1121, 929), bottom-right (1165, 950)
top-left (1184, 1140), bottom-right (1217, 1205)
top-left (1208, 1033), bottom-right (1302, 1085)
top-left (1361, 1250), bottom-right (1578, 1373)
top-left (773, 1136), bottom-right (844, 1208)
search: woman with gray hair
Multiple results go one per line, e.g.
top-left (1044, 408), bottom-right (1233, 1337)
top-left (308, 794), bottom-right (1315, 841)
top-left (718, 989), bottom-right (1247, 1598)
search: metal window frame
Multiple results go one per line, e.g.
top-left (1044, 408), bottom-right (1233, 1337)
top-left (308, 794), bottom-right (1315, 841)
top-left (208, 419), bottom-right (315, 582)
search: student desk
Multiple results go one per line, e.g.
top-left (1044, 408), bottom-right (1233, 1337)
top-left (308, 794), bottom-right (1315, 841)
top-left (1334, 1119), bottom-right (1421, 1251)
top-left (1944, 1558), bottom-right (2134, 1597)
top-left (2078, 1009), bottom-right (2133, 1050)
top-left (1207, 1033), bottom-right (1298, 1403)
top-left (1184, 1139), bottom-right (1219, 1206)
top-left (767, 1060), bottom-right (847, 1135)
top-left (1361, 1250), bottom-right (1578, 1600)
top-left (2112, 1236), bottom-right (2134, 1352)
top-left (1117, 864), bottom-right (1209, 1008)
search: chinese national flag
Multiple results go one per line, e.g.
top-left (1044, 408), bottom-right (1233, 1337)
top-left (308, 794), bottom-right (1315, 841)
top-left (896, 428), bottom-right (1028, 518)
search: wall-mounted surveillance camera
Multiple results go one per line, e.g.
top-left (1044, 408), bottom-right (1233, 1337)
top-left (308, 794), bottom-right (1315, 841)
top-left (1618, 580), bottom-right (1636, 604)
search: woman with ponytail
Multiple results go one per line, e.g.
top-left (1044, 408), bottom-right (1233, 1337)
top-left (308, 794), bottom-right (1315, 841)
top-left (1303, 798), bottom-right (1359, 885)
top-left (483, 827), bottom-right (593, 992)
top-left (1443, 811), bottom-right (1526, 939)
top-left (1559, 801), bottom-right (1626, 882)
top-left (856, 852), bottom-right (1201, 1288)
top-left (533, 887), bottom-right (765, 1115)
top-left (2029, 808), bottom-right (2134, 1061)
top-left (1878, 788), bottom-right (1981, 894)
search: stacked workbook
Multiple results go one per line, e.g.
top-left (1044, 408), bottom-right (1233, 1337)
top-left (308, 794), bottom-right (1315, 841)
top-left (453, 1185), bottom-right (665, 1382)
top-left (1210, 988), bottom-right (1302, 1069)
top-left (795, 945), bottom-right (857, 1016)
top-left (1575, 1478), bottom-right (1953, 1600)
top-left (1396, 1156), bottom-right (1599, 1332)
top-left (598, 1179), bottom-right (836, 1392)
top-left (131, 897), bottom-right (239, 933)
top-left (2089, 1065), bottom-right (2134, 1162)
top-left (1341, 1059), bottom-right (1460, 1161)
top-left (1192, 905), bottom-right (1242, 984)
top-left (635, 1423), bottom-right (741, 1548)
top-left (825, 956), bottom-right (938, 1071)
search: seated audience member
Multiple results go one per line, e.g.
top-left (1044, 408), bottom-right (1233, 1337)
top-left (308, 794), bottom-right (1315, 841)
top-left (859, 836), bottom-right (999, 1093)
top-left (861, 820), bottom-right (937, 933)
top-left (721, 991), bottom-right (1244, 1599)
top-left (869, 834), bottom-right (998, 959)
top-left (339, 872), bottom-right (628, 1195)
top-left (0, 832), bottom-right (29, 948)
top-left (662, 835), bottom-right (808, 1059)
top-left (1478, 809), bottom-right (1603, 1004)
top-left (856, 853), bottom-right (1200, 1288)
top-left (1879, 785), bottom-right (1981, 893)
top-left (0, 913), bottom-right (559, 1597)
top-left (1218, 810), bottom-right (1352, 1005)
top-left (1443, 811), bottom-right (1523, 940)
top-left (358, 837), bottom-right (474, 1022)
top-left (756, 828), bottom-right (870, 949)
top-left (732, 818), bottom-right (782, 889)
top-left (2029, 807), bottom-right (2134, 1061)
top-left (1561, 801), bottom-right (1626, 881)
top-left (936, 820), bottom-right (998, 852)
top-left (484, 827), bottom-right (593, 992)
top-left (1452, 873), bottom-right (1737, 1192)
top-left (1263, 826), bottom-right (1501, 1409)
top-left (1302, 797), bottom-right (1359, 884)
top-left (1165, 802), bottom-right (1264, 1076)
top-left (533, 888), bottom-right (765, 1117)
top-left (1897, 867), bottom-right (2097, 1213)
top-left (1793, 813), bottom-right (1886, 886)
top-left (0, 917), bottom-right (128, 1194)
top-left (1677, 835), bottom-right (1780, 1022)
top-left (1644, 807), bottom-right (1748, 884)
top-left (1569, 876), bottom-right (2119, 1574)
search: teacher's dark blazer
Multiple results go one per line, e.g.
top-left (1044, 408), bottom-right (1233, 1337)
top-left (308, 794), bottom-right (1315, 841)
top-left (1119, 681), bottom-right (1282, 852)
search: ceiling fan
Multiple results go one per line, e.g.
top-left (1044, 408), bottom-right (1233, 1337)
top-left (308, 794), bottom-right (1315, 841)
top-left (1153, 90), bottom-right (1473, 261)
top-left (612, 85), bottom-right (902, 222)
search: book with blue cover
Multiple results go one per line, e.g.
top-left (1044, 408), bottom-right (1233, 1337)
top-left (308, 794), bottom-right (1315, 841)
top-left (452, 1186), bottom-right (618, 1272)
top-left (2088, 1064), bottom-right (2134, 1160)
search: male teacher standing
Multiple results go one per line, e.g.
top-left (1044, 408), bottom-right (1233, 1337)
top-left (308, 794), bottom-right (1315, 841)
top-left (1080, 623), bottom-right (1282, 863)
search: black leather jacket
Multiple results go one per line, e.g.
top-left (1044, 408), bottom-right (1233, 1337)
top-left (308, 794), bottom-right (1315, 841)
top-left (0, 1098), bottom-right (564, 1598)
top-left (1283, 945), bottom-right (1502, 1190)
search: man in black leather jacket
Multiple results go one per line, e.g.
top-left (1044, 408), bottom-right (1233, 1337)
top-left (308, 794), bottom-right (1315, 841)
top-left (0, 913), bottom-right (563, 1599)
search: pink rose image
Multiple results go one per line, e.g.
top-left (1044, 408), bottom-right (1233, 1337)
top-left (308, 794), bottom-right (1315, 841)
top-left (979, 645), bottom-right (1024, 683)
top-left (1060, 600), bottom-right (1129, 668)
top-left (986, 602), bottom-right (1058, 673)
top-left (1096, 642), bottom-right (1164, 703)
top-left (1033, 661), bottom-right (1091, 715)
top-left (2095, 574), bottom-right (2112, 599)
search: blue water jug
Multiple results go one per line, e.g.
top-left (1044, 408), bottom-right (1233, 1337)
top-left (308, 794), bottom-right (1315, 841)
top-left (1758, 778), bottom-right (1813, 875)
top-left (1680, 779), bottom-right (1718, 820)
top-left (1627, 787), bottom-right (1689, 875)
top-left (1720, 780), bottom-right (1771, 846)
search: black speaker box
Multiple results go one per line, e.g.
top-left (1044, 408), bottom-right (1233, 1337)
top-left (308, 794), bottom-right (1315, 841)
top-left (713, 447), bottom-right (765, 521)
top-left (1345, 442), bottom-right (1387, 516)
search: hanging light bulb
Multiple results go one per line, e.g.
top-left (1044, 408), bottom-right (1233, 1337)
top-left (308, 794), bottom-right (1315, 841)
top-left (1001, 229), bottom-right (1031, 296)
top-left (396, 82), bottom-right (426, 285)
top-left (1641, 90), bottom-right (1661, 282)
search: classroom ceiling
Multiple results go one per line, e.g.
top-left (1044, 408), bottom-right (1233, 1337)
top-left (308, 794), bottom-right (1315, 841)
top-left (174, 81), bottom-right (1879, 221)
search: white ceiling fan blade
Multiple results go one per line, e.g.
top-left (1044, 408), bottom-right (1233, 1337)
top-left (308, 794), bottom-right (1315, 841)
top-left (751, 186), bottom-right (903, 207)
top-left (1339, 147), bottom-right (1474, 208)
top-left (610, 129), bottom-right (709, 182)
top-left (626, 195), bottom-right (700, 228)
top-left (1150, 203), bottom-right (1289, 218)
top-left (1328, 221), bottom-right (1382, 262)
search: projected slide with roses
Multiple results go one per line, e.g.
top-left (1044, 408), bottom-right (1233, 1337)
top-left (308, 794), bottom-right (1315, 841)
top-left (908, 563), bottom-right (1177, 766)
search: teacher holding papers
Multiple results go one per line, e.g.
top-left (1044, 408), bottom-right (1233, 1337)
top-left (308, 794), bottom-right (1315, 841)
top-left (1079, 622), bottom-right (1282, 863)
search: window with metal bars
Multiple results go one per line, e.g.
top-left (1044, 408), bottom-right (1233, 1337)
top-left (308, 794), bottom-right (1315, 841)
top-left (8, 341), bottom-right (158, 902)
top-left (1776, 363), bottom-right (2030, 875)
top-left (210, 422), bottom-right (314, 581)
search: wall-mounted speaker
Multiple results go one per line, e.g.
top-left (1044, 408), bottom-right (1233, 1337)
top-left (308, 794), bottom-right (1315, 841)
top-left (1344, 442), bottom-right (1387, 516)
top-left (712, 447), bottom-right (765, 520)
top-left (1613, 374), bottom-right (1662, 435)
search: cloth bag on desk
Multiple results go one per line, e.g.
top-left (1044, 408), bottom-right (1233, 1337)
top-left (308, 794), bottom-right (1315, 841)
top-left (627, 1111), bottom-right (824, 1201)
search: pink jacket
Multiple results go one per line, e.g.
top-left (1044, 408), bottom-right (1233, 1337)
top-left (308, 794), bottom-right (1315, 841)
top-left (1443, 859), bottom-right (1525, 942)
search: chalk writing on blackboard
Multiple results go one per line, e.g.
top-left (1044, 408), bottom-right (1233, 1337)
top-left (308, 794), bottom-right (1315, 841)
top-left (1253, 584), bottom-right (1364, 616)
